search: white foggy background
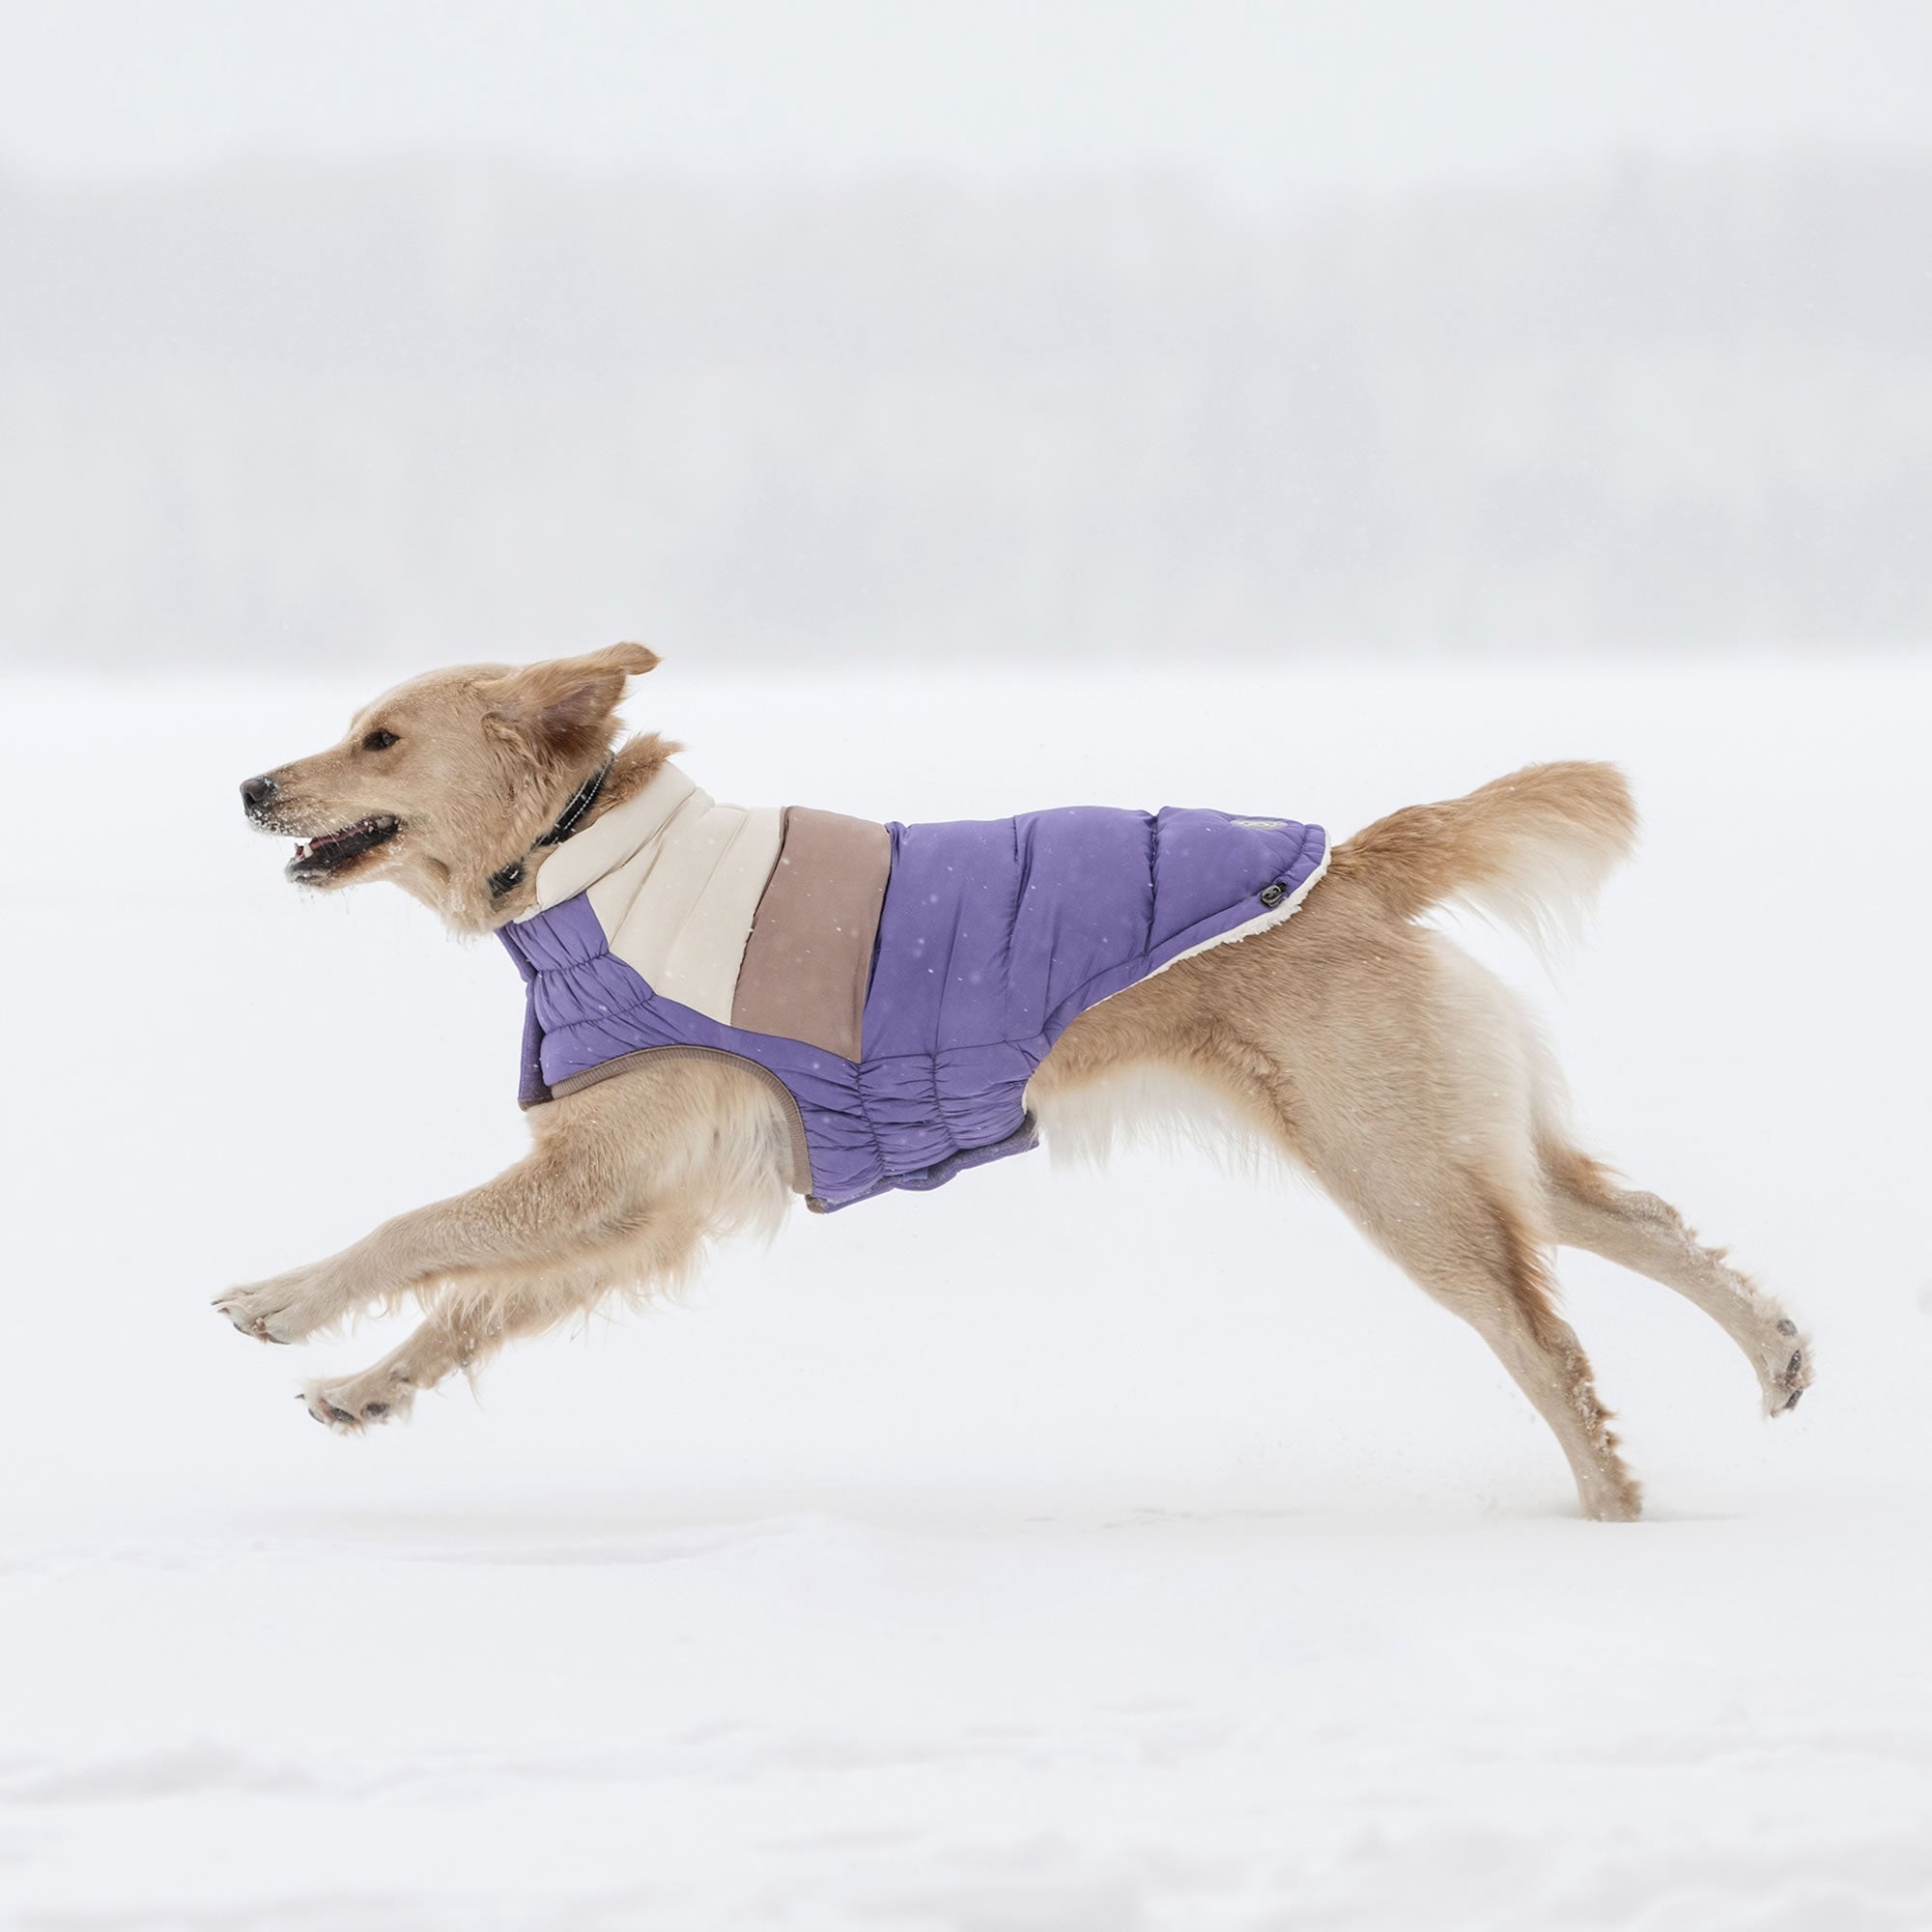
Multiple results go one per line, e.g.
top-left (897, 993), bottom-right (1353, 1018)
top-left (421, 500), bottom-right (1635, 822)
top-left (4, 0), bottom-right (1930, 672)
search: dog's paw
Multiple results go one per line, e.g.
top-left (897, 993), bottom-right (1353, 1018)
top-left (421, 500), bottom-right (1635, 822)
top-left (1761, 1318), bottom-right (1813, 1417)
top-left (213, 1283), bottom-right (294, 1344)
top-left (299, 1367), bottom-right (415, 1434)
top-left (213, 1267), bottom-right (332, 1345)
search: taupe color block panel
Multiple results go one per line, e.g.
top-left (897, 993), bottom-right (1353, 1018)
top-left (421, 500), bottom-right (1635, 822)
top-left (732, 808), bottom-right (891, 1060)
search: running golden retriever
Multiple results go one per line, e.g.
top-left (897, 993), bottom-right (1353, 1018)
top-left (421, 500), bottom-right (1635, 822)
top-left (217, 644), bottom-right (1810, 1520)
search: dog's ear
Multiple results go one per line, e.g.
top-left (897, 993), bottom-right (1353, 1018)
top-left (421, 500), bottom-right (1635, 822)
top-left (483, 643), bottom-right (660, 762)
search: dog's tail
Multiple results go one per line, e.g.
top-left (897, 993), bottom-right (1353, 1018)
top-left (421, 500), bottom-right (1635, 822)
top-left (1325, 761), bottom-right (1636, 957)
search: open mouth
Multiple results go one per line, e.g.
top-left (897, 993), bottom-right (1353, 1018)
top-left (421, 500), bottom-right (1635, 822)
top-left (286, 814), bottom-right (402, 881)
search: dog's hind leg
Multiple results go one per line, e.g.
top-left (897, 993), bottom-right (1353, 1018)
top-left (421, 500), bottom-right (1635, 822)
top-left (1223, 922), bottom-right (1639, 1519)
top-left (1309, 1147), bottom-right (1643, 1521)
top-left (1540, 1144), bottom-right (1811, 1416)
top-left (1037, 899), bottom-right (1645, 1517)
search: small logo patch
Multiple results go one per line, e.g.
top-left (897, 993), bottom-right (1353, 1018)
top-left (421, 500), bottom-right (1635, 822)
top-left (1231, 817), bottom-right (1286, 830)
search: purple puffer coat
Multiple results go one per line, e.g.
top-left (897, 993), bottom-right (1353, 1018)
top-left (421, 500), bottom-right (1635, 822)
top-left (500, 782), bottom-right (1327, 1212)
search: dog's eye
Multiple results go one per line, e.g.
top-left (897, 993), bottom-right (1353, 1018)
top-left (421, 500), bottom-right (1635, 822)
top-left (362, 729), bottom-right (399, 753)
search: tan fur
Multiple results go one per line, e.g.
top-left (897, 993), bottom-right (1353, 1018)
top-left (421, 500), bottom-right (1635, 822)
top-left (219, 653), bottom-right (1812, 1521)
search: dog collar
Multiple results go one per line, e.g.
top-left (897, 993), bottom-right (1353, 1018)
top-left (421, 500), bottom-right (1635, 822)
top-left (489, 756), bottom-right (615, 900)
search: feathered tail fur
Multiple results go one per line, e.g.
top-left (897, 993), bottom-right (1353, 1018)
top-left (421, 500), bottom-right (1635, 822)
top-left (1325, 760), bottom-right (1637, 957)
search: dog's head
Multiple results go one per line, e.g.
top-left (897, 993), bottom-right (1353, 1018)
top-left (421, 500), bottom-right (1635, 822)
top-left (240, 643), bottom-right (663, 929)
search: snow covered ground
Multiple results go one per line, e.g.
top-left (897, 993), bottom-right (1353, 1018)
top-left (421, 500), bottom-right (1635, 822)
top-left (3, 657), bottom-right (1929, 1929)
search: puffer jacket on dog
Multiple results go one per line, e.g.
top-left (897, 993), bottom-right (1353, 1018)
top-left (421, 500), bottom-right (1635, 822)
top-left (500, 764), bottom-right (1327, 1210)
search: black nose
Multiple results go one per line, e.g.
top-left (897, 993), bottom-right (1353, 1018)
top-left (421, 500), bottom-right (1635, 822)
top-left (241, 774), bottom-right (277, 815)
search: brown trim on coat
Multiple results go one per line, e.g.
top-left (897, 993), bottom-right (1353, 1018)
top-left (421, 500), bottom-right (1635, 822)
top-left (730, 807), bottom-right (891, 1061)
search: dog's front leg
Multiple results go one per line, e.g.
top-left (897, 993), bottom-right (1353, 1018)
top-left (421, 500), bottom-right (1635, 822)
top-left (297, 1213), bottom-right (700, 1430)
top-left (215, 1144), bottom-right (635, 1345)
top-left (298, 1304), bottom-right (501, 1429)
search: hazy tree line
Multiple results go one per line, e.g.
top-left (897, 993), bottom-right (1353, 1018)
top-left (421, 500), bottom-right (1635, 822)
top-left (1, 154), bottom-right (1925, 669)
